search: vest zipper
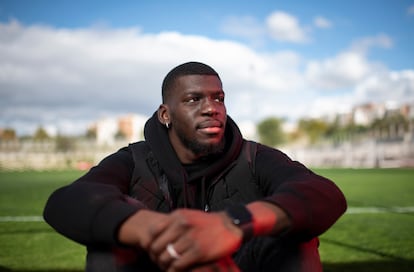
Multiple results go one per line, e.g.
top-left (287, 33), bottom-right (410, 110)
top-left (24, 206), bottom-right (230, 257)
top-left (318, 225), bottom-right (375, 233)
top-left (204, 161), bottom-right (238, 212)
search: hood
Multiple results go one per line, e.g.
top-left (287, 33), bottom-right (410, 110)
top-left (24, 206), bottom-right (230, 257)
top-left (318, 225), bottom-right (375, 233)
top-left (143, 112), bottom-right (244, 186)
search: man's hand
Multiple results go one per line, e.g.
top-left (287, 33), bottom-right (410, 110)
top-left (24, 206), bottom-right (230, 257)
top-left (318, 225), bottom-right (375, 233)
top-left (148, 209), bottom-right (243, 272)
top-left (117, 209), bottom-right (172, 249)
top-left (117, 201), bottom-right (288, 271)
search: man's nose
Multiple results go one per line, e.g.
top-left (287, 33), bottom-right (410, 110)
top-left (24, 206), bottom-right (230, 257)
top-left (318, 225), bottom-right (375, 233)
top-left (201, 98), bottom-right (218, 114)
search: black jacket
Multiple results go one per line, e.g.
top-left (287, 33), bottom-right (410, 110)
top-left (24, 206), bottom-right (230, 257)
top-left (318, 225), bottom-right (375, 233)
top-left (44, 113), bottom-right (346, 269)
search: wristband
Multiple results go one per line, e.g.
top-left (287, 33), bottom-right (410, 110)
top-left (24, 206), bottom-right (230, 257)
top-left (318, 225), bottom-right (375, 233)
top-left (225, 204), bottom-right (254, 242)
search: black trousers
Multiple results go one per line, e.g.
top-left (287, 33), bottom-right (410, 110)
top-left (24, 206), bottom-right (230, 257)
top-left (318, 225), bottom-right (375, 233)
top-left (86, 237), bottom-right (322, 272)
top-left (233, 237), bottom-right (322, 272)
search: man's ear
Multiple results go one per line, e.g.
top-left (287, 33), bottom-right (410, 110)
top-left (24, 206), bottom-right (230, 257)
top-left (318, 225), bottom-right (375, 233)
top-left (157, 104), bottom-right (170, 125)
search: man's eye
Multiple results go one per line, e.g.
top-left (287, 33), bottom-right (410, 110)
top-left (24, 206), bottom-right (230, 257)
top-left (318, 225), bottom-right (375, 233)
top-left (187, 97), bottom-right (199, 103)
top-left (215, 96), bottom-right (225, 103)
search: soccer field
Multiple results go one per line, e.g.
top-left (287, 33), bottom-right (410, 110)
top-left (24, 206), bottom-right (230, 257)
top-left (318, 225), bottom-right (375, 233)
top-left (315, 168), bottom-right (414, 272)
top-left (0, 169), bottom-right (413, 271)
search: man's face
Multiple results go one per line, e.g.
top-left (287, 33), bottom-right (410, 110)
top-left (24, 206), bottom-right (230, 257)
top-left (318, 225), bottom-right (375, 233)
top-left (167, 74), bottom-right (227, 159)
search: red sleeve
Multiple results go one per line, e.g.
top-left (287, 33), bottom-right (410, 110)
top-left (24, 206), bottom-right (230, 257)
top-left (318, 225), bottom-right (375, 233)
top-left (254, 144), bottom-right (347, 239)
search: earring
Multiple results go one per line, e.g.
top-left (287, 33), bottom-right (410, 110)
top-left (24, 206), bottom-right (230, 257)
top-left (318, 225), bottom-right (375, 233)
top-left (166, 122), bottom-right (170, 129)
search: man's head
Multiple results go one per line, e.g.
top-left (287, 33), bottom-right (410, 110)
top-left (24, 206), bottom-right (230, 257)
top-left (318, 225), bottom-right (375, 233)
top-left (158, 62), bottom-right (227, 163)
top-left (161, 62), bottom-right (220, 103)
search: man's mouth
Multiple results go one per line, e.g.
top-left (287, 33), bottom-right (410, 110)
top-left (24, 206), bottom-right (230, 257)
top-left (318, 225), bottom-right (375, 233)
top-left (197, 120), bottom-right (223, 134)
top-left (199, 126), bottom-right (222, 134)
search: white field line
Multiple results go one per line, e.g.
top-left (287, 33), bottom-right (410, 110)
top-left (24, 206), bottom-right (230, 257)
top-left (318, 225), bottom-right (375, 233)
top-left (1, 207), bottom-right (414, 222)
top-left (346, 206), bottom-right (414, 214)
top-left (0, 216), bottom-right (44, 222)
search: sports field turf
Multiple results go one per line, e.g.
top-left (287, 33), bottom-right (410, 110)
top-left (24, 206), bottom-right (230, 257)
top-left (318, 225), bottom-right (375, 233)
top-left (0, 168), bottom-right (413, 271)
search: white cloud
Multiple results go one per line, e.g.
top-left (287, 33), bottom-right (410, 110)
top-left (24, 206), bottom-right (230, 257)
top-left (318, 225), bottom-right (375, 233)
top-left (0, 20), bottom-right (304, 135)
top-left (299, 69), bottom-right (414, 119)
top-left (355, 70), bottom-right (414, 104)
top-left (266, 11), bottom-right (308, 43)
top-left (350, 34), bottom-right (393, 55)
top-left (313, 16), bottom-right (332, 29)
top-left (221, 11), bottom-right (310, 44)
top-left (303, 65), bottom-right (414, 119)
top-left (220, 16), bottom-right (264, 41)
top-left (305, 34), bottom-right (393, 90)
top-left (305, 51), bottom-right (372, 89)
top-left (0, 20), bottom-right (412, 137)
top-left (301, 33), bottom-right (412, 118)
top-left (408, 5), bottom-right (414, 15)
top-left (307, 95), bottom-right (354, 118)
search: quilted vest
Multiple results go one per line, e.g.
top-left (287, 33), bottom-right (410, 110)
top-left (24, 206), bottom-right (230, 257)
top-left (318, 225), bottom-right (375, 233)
top-left (128, 140), bottom-right (263, 212)
top-left (86, 141), bottom-right (323, 272)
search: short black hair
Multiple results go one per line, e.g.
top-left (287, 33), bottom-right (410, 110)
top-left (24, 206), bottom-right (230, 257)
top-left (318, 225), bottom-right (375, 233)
top-left (161, 61), bottom-right (220, 103)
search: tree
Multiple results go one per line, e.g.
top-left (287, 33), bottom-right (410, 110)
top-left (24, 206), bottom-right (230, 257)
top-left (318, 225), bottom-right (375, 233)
top-left (371, 111), bottom-right (408, 139)
top-left (115, 129), bottom-right (127, 140)
top-left (1, 128), bottom-right (17, 140)
top-left (298, 118), bottom-right (329, 144)
top-left (86, 126), bottom-right (97, 139)
top-left (257, 117), bottom-right (285, 147)
top-left (56, 135), bottom-right (75, 152)
top-left (33, 126), bottom-right (49, 140)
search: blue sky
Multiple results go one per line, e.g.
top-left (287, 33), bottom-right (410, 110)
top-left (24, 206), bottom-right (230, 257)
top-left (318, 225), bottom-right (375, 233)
top-left (1, 0), bottom-right (414, 136)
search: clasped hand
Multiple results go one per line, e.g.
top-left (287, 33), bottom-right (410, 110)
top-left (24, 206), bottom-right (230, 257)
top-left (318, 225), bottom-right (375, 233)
top-left (137, 209), bottom-right (243, 271)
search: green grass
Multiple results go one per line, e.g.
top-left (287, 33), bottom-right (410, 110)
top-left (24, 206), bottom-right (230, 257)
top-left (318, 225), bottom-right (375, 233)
top-left (315, 168), bottom-right (414, 272)
top-left (1, 169), bottom-right (414, 271)
top-left (0, 171), bottom-right (86, 272)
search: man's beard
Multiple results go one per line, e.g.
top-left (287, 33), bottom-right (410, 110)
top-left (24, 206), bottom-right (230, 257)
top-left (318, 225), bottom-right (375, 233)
top-left (178, 131), bottom-right (225, 157)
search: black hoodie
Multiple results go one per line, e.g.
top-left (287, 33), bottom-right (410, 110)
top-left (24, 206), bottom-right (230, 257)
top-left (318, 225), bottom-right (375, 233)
top-left (44, 113), bottom-right (346, 247)
top-left (142, 112), bottom-right (244, 210)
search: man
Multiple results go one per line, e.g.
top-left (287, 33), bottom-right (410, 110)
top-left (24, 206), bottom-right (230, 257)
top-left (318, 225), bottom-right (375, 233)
top-left (44, 61), bottom-right (347, 272)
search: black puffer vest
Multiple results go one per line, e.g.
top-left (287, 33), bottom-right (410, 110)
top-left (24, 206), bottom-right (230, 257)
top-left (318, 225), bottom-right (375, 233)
top-left (86, 114), bottom-right (323, 271)
top-left (85, 140), bottom-right (263, 272)
top-left (128, 140), bottom-right (261, 213)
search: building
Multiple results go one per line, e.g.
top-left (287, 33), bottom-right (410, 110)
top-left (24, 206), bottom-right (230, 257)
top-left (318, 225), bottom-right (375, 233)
top-left (95, 114), bottom-right (148, 146)
top-left (118, 114), bottom-right (147, 142)
top-left (353, 103), bottom-right (386, 126)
